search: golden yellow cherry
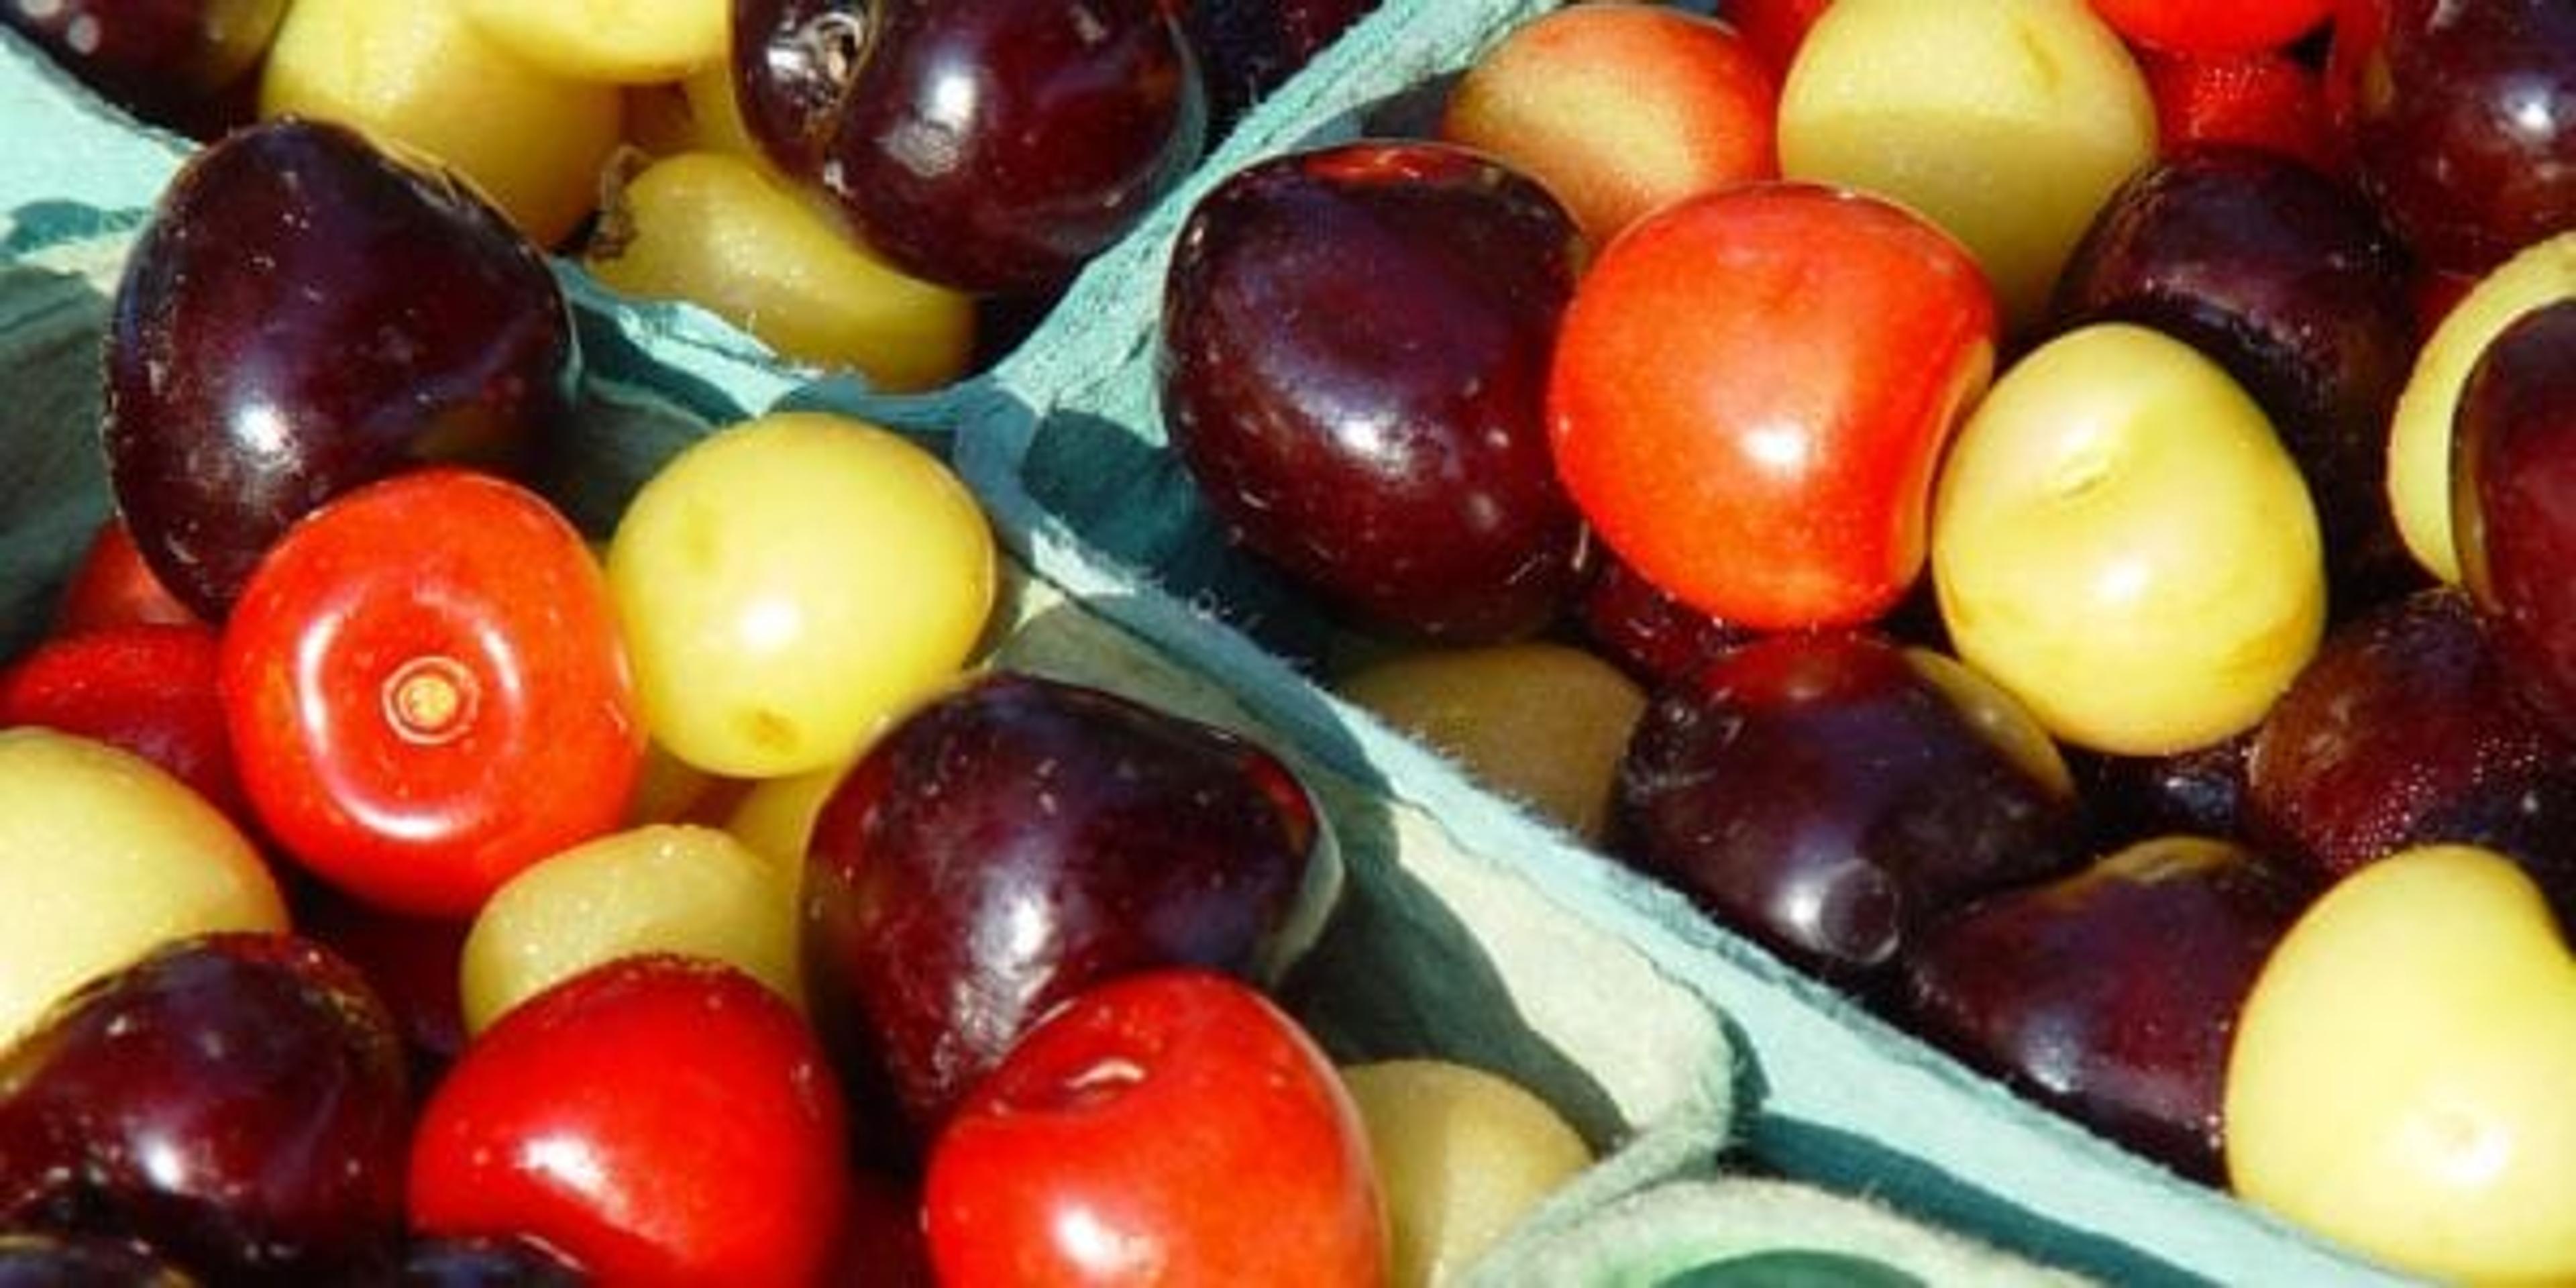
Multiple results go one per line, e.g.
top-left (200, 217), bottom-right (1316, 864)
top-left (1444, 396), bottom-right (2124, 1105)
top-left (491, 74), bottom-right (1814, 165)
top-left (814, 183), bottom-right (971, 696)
top-left (460, 824), bottom-right (802, 1032)
top-left (586, 150), bottom-right (975, 392)
top-left (607, 412), bottom-right (997, 778)
top-left (1931, 322), bottom-right (2325, 755)
top-left (462, 0), bottom-right (729, 85)
top-left (2226, 844), bottom-right (2576, 1284)
top-left (1341, 1059), bottom-right (1593, 1287)
top-left (1778, 0), bottom-right (2157, 333)
top-left (0, 729), bottom-right (287, 1051)
top-left (1335, 640), bottom-right (1647, 845)
top-left (260, 0), bottom-right (623, 248)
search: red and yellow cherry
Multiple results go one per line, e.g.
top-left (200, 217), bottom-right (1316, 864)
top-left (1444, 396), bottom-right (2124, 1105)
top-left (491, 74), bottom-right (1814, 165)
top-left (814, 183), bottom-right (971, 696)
top-left (1438, 3), bottom-right (1778, 246)
top-left (1549, 181), bottom-right (1996, 631)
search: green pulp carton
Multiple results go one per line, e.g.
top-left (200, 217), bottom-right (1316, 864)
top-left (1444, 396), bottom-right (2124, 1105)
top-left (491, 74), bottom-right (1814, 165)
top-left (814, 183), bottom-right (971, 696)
top-left (0, 3), bottom-right (2416, 1283)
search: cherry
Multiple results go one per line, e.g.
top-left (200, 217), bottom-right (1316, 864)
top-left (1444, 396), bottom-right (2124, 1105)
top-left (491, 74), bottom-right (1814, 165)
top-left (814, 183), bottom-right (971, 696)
top-left (2457, 299), bottom-right (2576, 746)
top-left (409, 955), bottom-right (851, 1288)
top-left (802, 670), bottom-right (1329, 1160)
top-left (1900, 837), bottom-right (2314, 1182)
top-left (1613, 631), bottom-right (2087, 988)
top-left (2341, 0), bottom-right (2576, 272)
top-left (731, 0), bottom-right (1205, 294)
top-left (0, 623), bottom-right (243, 822)
top-left (1161, 141), bottom-right (1587, 643)
top-left (2247, 588), bottom-right (2576, 900)
top-left (0, 932), bottom-right (411, 1285)
top-left (0, 0), bottom-right (283, 137)
top-left (2055, 146), bottom-right (2421, 608)
top-left (1180, 0), bottom-right (1377, 136)
top-left (103, 117), bottom-right (578, 621)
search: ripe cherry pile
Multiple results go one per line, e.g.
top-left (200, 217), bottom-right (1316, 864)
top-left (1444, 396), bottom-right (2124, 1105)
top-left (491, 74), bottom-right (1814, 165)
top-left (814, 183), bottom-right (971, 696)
top-left (0, 95), bottom-right (1623, 1282)
top-left (5, 0), bottom-right (2576, 1282)
top-left (1144, 0), bottom-right (2576, 1281)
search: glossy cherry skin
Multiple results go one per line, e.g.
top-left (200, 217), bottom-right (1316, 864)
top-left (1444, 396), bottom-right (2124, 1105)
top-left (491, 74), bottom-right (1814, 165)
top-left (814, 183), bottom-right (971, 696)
top-left (1, 0), bottom-right (283, 136)
top-left (219, 469), bottom-right (644, 917)
top-left (2054, 146), bottom-right (2421, 607)
top-left (2458, 299), bottom-right (2576, 745)
top-left (1161, 142), bottom-right (1588, 643)
top-left (2247, 588), bottom-right (2576, 898)
top-left (802, 670), bottom-right (1326, 1161)
top-left (1549, 182), bottom-right (1997, 632)
top-left (2139, 49), bottom-right (2347, 179)
top-left (0, 932), bottom-right (411, 1285)
top-left (1899, 837), bottom-right (2314, 1182)
top-left (1612, 631), bottom-right (2087, 989)
top-left (2341, 0), bottom-right (2576, 272)
top-left (103, 117), bottom-right (578, 621)
top-left (922, 970), bottom-right (1387, 1287)
top-left (732, 0), bottom-right (1203, 294)
top-left (408, 955), bottom-right (851, 1288)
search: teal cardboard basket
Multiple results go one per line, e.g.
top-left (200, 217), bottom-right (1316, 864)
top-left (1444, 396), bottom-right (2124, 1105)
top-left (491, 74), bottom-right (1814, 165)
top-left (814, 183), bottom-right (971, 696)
top-left (0, 5), bottom-right (2418, 1283)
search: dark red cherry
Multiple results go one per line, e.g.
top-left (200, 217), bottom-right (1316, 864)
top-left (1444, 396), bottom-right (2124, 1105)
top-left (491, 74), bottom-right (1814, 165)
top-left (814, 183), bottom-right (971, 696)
top-left (2341, 0), bottom-right (2576, 272)
top-left (731, 0), bottom-right (1205, 294)
top-left (1900, 837), bottom-right (2314, 1182)
top-left (802, 670), bottom-right (1328, 1162)
top-left (1177, 0), bottom-right (1376, 135)
top-left (1161, 141), bottom-right (1588, 643)
top-left (2457, 299), bottom-right (2576, 751)
top-left (102, 117), bottom-right (578, 621)
top-left (2247, 588), bottom-right (2576, 900)
top-left (1613, 631), bottom-right (2088, 987)
top-left (0, 932), bottom-right (411, 1285)
top-left (1, 0), bottom-right (283, 138)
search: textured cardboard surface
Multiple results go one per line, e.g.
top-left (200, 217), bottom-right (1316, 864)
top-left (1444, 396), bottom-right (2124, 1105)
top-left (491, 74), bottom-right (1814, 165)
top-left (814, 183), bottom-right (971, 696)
top-left (0, 7), bottom-right (2420, 1283)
